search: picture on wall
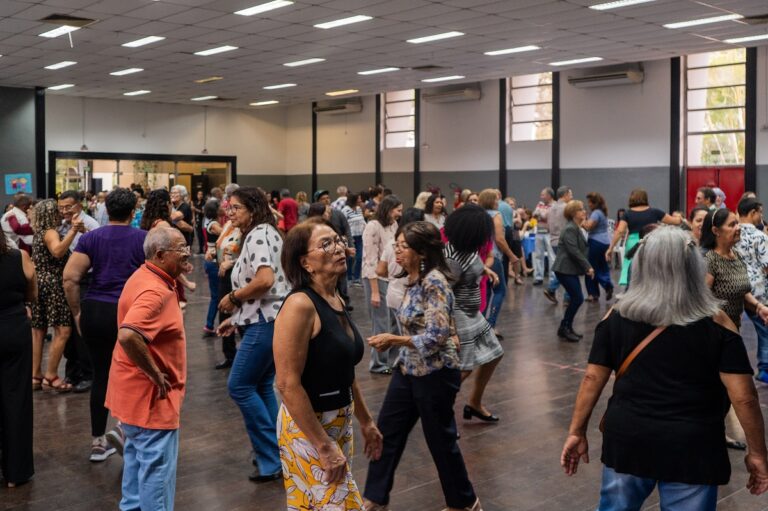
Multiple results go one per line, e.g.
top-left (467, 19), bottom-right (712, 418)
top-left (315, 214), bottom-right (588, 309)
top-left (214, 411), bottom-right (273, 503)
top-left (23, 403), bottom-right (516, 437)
top-left (4, 173), bottom-right (33, 195)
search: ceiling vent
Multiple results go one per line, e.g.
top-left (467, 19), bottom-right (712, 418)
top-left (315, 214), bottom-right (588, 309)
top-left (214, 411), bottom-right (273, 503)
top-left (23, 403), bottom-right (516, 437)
top-left (742, 13), bottom-right (768, 25)
top-left (314, 98), bottom-right (363, 115)
top-left (568, 64), bottom-right (644, 88)
top-left (39, 14), bottom-right (98, 28)
top-left (422, 83), bottom-right (481, 103)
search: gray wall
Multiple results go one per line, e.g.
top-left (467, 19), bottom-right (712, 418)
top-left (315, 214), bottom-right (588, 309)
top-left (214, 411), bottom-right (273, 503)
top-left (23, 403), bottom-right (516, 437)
top-left (757, 165), bottom-right (768, 204)
top-left (0, 87), bottom-right (36, 206)
top-left (508, 169), bottom-right (551, 210)
top-left (237, 174), bottom-right (287, 193)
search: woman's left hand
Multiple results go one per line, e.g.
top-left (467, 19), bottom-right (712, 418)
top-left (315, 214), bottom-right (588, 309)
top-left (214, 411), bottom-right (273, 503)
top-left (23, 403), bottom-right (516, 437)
top-left (484, 267), bottom-right (499, 287)
top-left (216, 318), bottom-right (235, 337)
top-left (219, 294), bottom-right (236, 314)
top-left (368, 333), bottom-right (395, 351)
top-left (560, 434), bottom-right (589, 476)
top-left (360, 421), bottom-right (383, 461)
top-left (758, 304), bottom-right (768, 325)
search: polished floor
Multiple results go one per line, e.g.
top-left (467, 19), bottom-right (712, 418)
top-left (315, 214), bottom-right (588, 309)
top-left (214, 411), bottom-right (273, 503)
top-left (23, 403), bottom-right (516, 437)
top-left (3, 260), bottom-right (768, 511)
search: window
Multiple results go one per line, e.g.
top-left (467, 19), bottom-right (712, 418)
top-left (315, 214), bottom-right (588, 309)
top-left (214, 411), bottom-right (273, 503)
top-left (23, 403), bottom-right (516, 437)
top-left (384, 89), bottom-right (415, 148)
top-left (685, 48), bottom-right (746, 166)
top-left (509, 72), bottom-right (552, 142)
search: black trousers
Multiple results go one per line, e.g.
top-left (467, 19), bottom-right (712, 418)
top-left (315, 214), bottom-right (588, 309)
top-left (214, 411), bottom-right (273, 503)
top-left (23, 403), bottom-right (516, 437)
top-left (364, 367), bottom-right (476, 509)
top-left (0, 310), bottom-right (34, 484)
top-left (80, 299), bottom-right (118, 437)
top-left (65, 279), bottom-right (93, 383)
top-left (218, 271), bottom-right (237, 362)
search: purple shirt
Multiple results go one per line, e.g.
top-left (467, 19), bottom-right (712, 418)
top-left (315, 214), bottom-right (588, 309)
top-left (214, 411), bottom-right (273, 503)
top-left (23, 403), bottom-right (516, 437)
top-left (75, 225), bottom-right (147, 303)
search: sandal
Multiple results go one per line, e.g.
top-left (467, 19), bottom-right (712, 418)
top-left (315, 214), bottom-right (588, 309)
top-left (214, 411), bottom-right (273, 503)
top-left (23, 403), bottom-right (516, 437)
top-left (42, 376), bottom-right (73, 393)
top-left (32, 376), bottom-right (43, 391)
top-left (514, 275), bottom-right (524, 285)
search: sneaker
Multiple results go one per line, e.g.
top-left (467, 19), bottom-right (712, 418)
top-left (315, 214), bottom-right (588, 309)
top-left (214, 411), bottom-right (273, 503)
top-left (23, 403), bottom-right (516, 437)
top-left (106, 423), bottom-right (125, 457)
top-left (90, 436), bottom-right (116, 462)
top-left (756, 370), bottom-right (768, 384)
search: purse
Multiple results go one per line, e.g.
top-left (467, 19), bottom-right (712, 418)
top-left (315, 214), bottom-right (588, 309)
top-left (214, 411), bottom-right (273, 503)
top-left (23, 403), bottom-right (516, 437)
top-left (598, 325), bottom-right (667, 433)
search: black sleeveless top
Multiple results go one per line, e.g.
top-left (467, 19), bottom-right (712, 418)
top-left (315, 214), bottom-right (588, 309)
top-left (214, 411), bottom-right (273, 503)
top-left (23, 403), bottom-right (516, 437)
top-left (0, 249), bottom-right (27, 316)
top-left (294, 286), bottom-right (364, 412)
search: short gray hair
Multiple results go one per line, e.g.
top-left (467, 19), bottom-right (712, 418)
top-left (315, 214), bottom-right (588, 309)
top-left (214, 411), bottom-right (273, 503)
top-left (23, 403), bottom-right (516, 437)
top-left (143, 227), bottom-right (181, 259)
top-left (556, 186), bottom-right (571, 199)
top-left (615, 226), bottom-right (721, 326)
top-left (224, 183), bottom-right (240, 197)
top-left (170, 185), bottom-right (188, 199)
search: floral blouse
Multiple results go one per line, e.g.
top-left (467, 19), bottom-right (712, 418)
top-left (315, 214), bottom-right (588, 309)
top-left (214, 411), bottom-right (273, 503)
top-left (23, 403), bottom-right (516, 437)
top-left (395, 269), bottom-right (459, 377)
top-left (735, 223), bottom-right (768, 303)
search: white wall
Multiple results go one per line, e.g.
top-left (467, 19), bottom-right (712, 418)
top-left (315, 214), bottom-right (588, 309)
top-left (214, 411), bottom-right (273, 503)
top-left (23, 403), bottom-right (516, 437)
top-left (285, 103), bottom-right (311, 175)
top-left (317, 96), bottom-right (375, 174)
top-left (46, 95), bottom-right (287, 174)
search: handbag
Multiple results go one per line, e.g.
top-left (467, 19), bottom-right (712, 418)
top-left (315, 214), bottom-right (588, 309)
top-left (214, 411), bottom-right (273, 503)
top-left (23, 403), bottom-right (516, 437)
top-left (598, 325), bottom-right (667, 433)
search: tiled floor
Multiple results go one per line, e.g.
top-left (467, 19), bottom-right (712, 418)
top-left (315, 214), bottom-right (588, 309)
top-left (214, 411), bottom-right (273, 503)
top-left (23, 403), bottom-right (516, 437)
top-left (3, 259), bottom-right (767, 510)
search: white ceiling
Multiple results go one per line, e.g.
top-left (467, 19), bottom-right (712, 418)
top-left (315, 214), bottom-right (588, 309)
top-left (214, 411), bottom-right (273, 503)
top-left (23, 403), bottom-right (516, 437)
top-left (0, 0), bottom-right (767, 108)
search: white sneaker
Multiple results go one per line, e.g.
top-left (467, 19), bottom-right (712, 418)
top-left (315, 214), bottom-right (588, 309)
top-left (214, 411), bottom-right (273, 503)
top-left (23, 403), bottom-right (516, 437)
top-left (90, 436), bottom-right (116, 462)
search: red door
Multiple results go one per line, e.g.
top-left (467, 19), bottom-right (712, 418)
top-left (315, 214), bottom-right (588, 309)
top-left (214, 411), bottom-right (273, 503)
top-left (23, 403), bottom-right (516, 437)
top-left (686, 166), bottom-right (744, 215)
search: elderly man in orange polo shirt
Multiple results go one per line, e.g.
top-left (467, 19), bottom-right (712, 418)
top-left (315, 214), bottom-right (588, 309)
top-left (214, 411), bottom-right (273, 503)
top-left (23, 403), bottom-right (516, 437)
top-left (105, 227), bottom-right (189, 511)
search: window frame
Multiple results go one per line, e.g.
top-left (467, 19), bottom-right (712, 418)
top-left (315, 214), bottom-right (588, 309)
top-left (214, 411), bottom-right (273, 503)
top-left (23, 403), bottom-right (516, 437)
top-left (509, 73), bottom-right (553, 143)
top-left (383, 90), bottom-right (415, 149)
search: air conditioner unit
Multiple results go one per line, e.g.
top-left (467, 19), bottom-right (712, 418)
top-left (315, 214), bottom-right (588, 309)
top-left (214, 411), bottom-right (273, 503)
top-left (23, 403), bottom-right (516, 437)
top-left (422, 85), bottom-right (481, 103)
top-left (314, 98), bottom-right (363, 115)
top-left (568, 69), bottom-right (644, 88)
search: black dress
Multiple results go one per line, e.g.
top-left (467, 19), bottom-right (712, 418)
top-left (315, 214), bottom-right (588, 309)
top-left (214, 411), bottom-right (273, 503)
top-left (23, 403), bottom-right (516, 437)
top-left (0, 248), bottom-right (34, 484)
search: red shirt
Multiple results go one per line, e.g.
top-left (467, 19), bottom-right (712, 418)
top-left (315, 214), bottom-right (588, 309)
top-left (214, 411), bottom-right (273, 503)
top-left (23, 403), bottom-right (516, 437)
top-left (278, 197), bottom-right (299, 231)
top-left (105, 262), bottom-right (187, 430)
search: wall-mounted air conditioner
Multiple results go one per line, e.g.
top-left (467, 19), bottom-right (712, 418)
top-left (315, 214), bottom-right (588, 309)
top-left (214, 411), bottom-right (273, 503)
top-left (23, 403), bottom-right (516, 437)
top-left (568, 67), bottom-right (644, 88)
top-left (422, 84), bottom-right (482, 103)
top-left (313, 98), bottom-right (363, 115)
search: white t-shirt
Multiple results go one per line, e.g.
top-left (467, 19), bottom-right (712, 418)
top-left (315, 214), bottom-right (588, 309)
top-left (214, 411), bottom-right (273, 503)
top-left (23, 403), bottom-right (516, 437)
top-left (231, 223), bottom-right (290, 325)
top-left (381, 242), bottom-right (407, 310)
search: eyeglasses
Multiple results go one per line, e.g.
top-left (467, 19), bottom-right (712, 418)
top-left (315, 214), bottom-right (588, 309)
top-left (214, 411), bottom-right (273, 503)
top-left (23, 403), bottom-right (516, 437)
top-left (312, 236), bottom-right (348, 254)
top-left (226, 204), bottom-right (246, 212)
top-left (58, 204), bottom-right (76, 211)
top-left (393, 242), bottom-right (411, 252)
top-left (166, 246), bottom-right (191, 257)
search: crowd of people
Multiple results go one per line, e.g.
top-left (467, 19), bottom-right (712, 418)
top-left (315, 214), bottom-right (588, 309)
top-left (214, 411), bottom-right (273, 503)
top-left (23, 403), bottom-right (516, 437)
top-left (1, 179), bottom-right (768, 510)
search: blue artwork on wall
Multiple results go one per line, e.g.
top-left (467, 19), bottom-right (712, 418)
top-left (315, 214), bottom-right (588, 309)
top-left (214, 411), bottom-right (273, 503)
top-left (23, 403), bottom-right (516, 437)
top-left (4, 173), bottom-right (33, 195)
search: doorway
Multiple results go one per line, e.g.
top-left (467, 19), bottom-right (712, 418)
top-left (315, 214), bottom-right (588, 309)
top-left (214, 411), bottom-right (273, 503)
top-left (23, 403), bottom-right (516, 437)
top-left (685, 166), bottom-right (744, 215)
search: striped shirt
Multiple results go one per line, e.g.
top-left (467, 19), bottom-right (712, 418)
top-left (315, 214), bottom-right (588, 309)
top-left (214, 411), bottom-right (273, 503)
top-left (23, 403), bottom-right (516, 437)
top-left (443, 243), bottom-right (483, 314)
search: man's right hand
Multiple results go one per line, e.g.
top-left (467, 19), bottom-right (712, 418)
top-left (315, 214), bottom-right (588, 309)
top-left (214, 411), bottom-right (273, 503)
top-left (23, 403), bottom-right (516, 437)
top-left (153, 371), bottom-right (172, 399)
top-left (746, 453), bottom-right (768, 495)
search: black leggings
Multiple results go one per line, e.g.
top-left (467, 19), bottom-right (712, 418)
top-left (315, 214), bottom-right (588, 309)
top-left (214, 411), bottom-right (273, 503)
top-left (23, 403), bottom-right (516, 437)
top-left (80, 299), bottom-right (118, 437)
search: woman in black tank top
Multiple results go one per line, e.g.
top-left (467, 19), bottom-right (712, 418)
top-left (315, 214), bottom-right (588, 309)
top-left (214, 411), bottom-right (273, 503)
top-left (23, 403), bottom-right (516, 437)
top-left (0, 239), bottom-right (37, 487)
top-left (274, 218), bottom-right (382, 510)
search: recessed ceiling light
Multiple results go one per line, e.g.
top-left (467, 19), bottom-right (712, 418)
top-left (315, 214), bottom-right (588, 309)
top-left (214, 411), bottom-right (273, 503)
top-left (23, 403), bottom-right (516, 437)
top-left (314, 15), bottom-right (373, 29)
top-left (235, 0), bottom-right (293, 16)
top-left (484, 45), bottom-right (541, 56)
top-left (194, 76), bottom-right (223, 84)
top-left (47, 84), bottom-right (75, 90)
top-left (724, 33), bottom-right (768, 44)
top-left (421, 75), bottom-right (465, 83)
top-left (284, 58), bottom-right (325, 67)
top-left (39, 26), bottom-right (80, 38)
top-left (250, 100), bottom-right (280, 106)
top-left (589, 0), bottom-right (655, 10)
top-left (44, 61), bottom-right (77, 70)
top-left (263, 83), bottom-right (297, 89)
top-left (407, 31), bottom-right (464, 44)
top-left (122, 36), bottom-right (165, 48)
top-left (191, 96), bottom-right (217, 101)
top-left (325, 89), bottom-right (359, 96)
top-left (110, 68), bottom-right (144, 76)
top-left (194, 45), bottom-right (238, 56)
top-left (358, 67), bottom-right (400, 75)
top-left (663, 14), bottom-right (743, 29)
top-left (124, 90), bottom-right (151, 96)
top-left (549, 56), bottom-right (603, 66)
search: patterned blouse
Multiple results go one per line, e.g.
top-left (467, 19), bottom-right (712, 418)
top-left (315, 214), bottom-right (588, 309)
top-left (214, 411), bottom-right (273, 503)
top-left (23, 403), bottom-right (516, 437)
top-left (705, 250), bottom-right (752, 328)
top-left (215, 221), bottom-right (242, 265)
top-left (395, 269), bottom-right (459, 377)
top-left (735, 223), bottom-right (768, 304)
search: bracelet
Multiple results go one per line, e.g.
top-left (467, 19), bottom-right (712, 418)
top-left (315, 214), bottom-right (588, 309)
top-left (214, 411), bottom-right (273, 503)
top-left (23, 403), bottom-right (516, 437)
top-left (229, 291), bottom-right (243, 308)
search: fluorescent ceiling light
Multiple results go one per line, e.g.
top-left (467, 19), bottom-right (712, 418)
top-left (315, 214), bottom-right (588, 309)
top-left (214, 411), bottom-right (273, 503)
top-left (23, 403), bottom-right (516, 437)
top-left (110, 67), bottom-right (143, 76)
top-left (589, 0), bottom-right (655, 10)
top-left (250, 100), bottom-right (280, 106)
top-left (284, 58), bottom-right (325, 67)
top-left (314, 15), bottom-right (373, 29)
top-left (263, 83), bottom-right (296, 89)
top-left (549, 56), bottom-right (603, 66)
top-left (724, 33), bottom-right (768, 44)
top-left (664, 14), bottom-right (743, 29)
top-left (325, 89), bottom-right (358, 96)
top-left (358, 67), bottom-right (400, 75)
top-left (194, 76), bottom-right (223, 83)
top-left (44, 61), bottom-right (77, 70)
top-left (47, 84), bottom-right (74, 90)
top-left (122, 36), bottom-right (165, 48)
top-left (421, 75), bottom-right (464, 83)
top-left (235, 1), bottom-right (293, 16)
top-left (191, 96), bottom-right (217, 101)
top-left (39, 26), bottom-right (80, 38)
top-left (124, 90), bottom-right (151, 96)
top-left (194, 45), bottom-right (238, 56)
top-left (484, 45), bottom-right (541, 56)
top-left (407, 31), bottom-right (464, 44)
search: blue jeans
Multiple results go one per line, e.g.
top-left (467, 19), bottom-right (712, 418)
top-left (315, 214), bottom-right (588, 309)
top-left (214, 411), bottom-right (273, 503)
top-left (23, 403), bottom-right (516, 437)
top-left (204, 260), bottom-right (220, 330)
top-left (748, 310), bottom-right (768, 373)
top-left (120, 424), bottom-right (179, 511)
top-left (485, 257), bottom-right (506, 328)
top-left (598, 466), bottom-right (717, 511)
top-left (555, 272), bottom-right (584, 328)
top-left (586, 239), bottom-right (614, 298)
top-left (228, 319), bottom-right (281, 476)
top-left (348, 235), bottom-right (363, 281)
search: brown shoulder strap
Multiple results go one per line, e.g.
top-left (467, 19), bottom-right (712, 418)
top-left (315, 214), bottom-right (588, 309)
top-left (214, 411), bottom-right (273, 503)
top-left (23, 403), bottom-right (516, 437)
top-left (615, 326), bottom-right (666, 379)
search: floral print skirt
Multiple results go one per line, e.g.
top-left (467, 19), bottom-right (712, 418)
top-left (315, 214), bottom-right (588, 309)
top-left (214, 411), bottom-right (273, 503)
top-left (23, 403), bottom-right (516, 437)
top-left (277, 403), bottom-right (363, 511)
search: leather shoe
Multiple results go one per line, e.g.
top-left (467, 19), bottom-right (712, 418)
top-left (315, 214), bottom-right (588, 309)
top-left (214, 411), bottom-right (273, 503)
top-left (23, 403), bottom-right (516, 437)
top-left (558, 326), bottom-right (580, 342)
top-left (215, 359), bottom-right (233, 370)
top-left (73, 379), bottom-right (92, 393)
top-left (463, 405), bottom-right (499, 422)
top-left (249, 470), bottom-right (281, 483)
top-left (569, 327), bottom-right (584, 339)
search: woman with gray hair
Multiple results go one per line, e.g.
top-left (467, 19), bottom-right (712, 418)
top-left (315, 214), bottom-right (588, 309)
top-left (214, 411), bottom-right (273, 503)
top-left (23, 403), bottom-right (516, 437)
top-left (561, 226), bottom-right (768, 510)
